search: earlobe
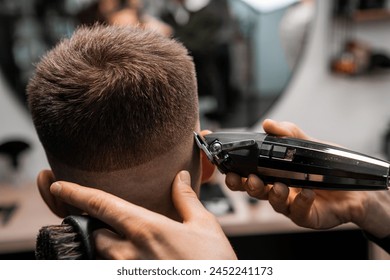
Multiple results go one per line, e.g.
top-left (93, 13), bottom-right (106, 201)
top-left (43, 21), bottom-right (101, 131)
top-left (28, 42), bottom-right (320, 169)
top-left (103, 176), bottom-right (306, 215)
top-left (37, 170), bottom-right (69, 218)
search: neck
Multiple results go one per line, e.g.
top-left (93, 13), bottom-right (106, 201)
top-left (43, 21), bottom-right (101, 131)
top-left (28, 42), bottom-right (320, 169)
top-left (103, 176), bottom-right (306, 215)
top-left (48, 139), bottom-right (200, 221)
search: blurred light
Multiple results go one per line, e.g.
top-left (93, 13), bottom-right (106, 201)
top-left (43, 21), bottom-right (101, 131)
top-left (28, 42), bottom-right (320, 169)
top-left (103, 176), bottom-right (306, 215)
top-left (241, 0), bottom-right (299, 13)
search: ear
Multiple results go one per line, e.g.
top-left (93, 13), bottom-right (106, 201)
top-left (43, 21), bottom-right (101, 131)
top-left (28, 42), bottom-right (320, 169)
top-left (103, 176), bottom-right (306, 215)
top-left (37, 170), bottom-right (69, 218)
top-left (200, 130), bottom-right (216, 183)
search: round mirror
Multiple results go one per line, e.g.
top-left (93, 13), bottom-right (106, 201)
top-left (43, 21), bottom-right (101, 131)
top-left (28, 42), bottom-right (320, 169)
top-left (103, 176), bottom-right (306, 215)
top-left (0, 0), bottom-right (315, 128)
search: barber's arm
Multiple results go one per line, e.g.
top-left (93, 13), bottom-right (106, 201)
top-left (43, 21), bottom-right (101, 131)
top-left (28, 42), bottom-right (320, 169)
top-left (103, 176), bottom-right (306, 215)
top-left (50, 171), bottom-right (237, 260)
top-left (225, 119), bottom-right (390, 253)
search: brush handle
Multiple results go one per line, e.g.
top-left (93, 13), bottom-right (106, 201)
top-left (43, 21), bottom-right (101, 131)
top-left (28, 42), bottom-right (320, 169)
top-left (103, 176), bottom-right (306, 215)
top-left (62, 215), bottom-right (108, 259)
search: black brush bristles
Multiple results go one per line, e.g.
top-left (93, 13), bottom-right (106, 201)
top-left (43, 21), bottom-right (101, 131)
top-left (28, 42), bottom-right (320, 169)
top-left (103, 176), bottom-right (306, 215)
top-left (35, 224), bottom-right (84, 260)
top-left (35, 215), bottom-right (109, 260)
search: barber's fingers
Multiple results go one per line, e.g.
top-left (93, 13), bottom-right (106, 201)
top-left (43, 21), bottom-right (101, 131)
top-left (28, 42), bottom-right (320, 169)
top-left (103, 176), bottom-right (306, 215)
top-left (269, 183), bottom-right (316, 226)
top-left (94, 229), bottom-right (140, 260)
top-left (242, 174), bottom-right (271, 200)
top-left (226, 173), bottom-right (271, 200)
top-left (262, 119), bottom-right (314, 140)
top-left (268, 182), bottom-right (292, 215)
top-left (225, 173), bottom-right (246, 191)
top-left (172, 171), bottom-right (215, 223)
top-left (288, 189), bottom-right (316, 226)
top-left (263, 119), bottom-right (341, 148)
top-left (50, 181), bottom-right (167, 237)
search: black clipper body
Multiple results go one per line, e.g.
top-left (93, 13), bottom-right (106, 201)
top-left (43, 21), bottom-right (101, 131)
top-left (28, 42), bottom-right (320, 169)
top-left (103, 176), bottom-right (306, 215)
top-left (194, 132), bottom-right (390, 190)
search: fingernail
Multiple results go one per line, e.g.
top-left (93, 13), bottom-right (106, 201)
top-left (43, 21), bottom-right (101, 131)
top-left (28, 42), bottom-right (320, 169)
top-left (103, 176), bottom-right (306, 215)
top-left (50, 182), bottom-right (62, 195)
top-left (178, 170), bottom-right (191, 185)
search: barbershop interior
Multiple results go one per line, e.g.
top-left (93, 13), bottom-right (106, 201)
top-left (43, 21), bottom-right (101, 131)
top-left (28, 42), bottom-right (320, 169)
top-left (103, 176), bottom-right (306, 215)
top-left (1, 0), bottom-right (390, 260)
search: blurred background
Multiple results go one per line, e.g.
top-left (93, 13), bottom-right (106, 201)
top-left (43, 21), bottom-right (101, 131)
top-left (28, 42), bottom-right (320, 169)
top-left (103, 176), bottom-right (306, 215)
top-left (0, 0), bottom-right (301, 129)
top-left (1, 0), bottom-right (390, 260)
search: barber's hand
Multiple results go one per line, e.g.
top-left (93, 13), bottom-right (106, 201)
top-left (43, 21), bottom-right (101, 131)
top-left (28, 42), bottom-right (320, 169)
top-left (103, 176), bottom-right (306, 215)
top-left (226, 119), bottom-right (318, 200)
top-left (225, 119), bottom-right (388, 236)
top-left (225, 118), bottom-right (323, 200)
top-left (50, 171), bottom-right (237, 260)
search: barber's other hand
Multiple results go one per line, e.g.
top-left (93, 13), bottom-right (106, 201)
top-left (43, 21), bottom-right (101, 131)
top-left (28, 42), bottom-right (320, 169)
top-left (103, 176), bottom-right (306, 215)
top-left (225, 118), bottom-right (319, 199)
top-left (50, 171), bottom-right (237, 260)
top-left (225, 119), bottom-right (384, 235)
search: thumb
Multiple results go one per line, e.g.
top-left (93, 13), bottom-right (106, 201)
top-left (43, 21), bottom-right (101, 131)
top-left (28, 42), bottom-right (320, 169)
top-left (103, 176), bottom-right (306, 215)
top-left (262, 119), bottom-right (313, 140)
top-left (172, 170), bottom-right (208, 222)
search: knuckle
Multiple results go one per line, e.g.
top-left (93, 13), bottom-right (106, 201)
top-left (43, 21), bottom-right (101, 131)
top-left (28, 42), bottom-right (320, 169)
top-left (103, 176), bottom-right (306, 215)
top-left (247, 185), bottom-right (263, 197)
top-left (124, 219), bottom-right (156, 244)
top-left (245, 184), bottom-right (266, 199)
top-left (61, 186), bottom-right (79, 203)
top-left (86, 193), bottom-right (109, 217)
top-left (180, 187), bottom-right (198, 199)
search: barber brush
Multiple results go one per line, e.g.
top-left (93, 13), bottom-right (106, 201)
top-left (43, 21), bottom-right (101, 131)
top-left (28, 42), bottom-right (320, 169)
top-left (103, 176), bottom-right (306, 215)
top-left (35, 215), bottom-right (108, 260)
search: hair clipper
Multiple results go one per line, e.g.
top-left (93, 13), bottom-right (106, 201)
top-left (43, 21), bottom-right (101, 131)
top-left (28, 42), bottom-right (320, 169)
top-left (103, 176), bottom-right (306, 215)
top-left (194, 132), bottom-right (390, 190)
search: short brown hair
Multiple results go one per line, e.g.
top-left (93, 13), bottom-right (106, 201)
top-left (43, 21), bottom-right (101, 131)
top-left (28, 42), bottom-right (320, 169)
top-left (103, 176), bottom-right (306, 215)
top-left (27, 24), bottom-right (198, 172)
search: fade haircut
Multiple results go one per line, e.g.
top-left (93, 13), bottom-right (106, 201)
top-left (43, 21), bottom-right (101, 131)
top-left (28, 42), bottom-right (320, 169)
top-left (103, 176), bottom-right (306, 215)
top-left (27, 24), bottom-right (198, 172)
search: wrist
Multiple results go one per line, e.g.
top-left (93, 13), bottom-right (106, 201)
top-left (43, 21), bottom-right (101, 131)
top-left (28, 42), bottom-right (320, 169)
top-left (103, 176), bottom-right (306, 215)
top-left (353, 191), bottom-right (390, 238)
top-left (362, 230), bottom-right (390, 254)
top-left (349, 191), bottom-right (370, 230)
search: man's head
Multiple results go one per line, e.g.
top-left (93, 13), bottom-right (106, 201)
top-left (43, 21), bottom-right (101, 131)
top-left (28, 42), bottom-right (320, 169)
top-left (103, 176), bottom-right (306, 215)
top-left (27, 24), bottom-right (214, 219)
